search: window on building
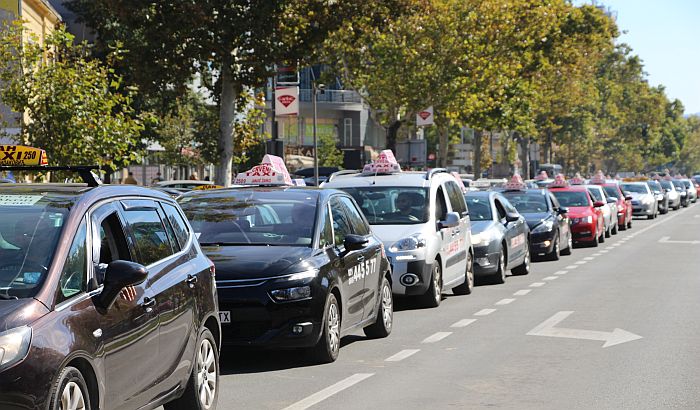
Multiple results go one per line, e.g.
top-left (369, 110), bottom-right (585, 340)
top-left (343, 118), bottom-right (352, 147)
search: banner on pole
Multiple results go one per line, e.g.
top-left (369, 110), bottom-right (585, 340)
top-left (416, 106), bottom-right (434, 126)
top-left (275, 87), bottom-right (299, 116)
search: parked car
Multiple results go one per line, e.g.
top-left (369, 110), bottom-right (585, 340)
top-left (600, 183), bottom-right (633, 230)
top-left (679, 179), bottom-right (697, 203)
top-left (586, 185), bottom-right (617, 236)
top-left (550, 184), bottom-right (605, 246)
top-left (659, 179), bottom-right (682, 210)
top-left (671, 179), bottom-right (690, 207)
top-left (324, 153), bottom-right (474, 307)
top-left (501, 186), bottom-right (572, 260)
top-left (646, 180), bottom-right (669, 214)
top-left (179, 186), bottom-right (393, 363)
top-left (0, 157), bottom-right (220, 410)
top-left (465, 191), bottom-right (530, 284)
top-left (621, 182), bottom-right (659, 219)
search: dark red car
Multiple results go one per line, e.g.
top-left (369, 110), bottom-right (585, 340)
top-left (601, 183), bottom-right (633, 231)
top-left (550, 185), bottom-right (606, 246)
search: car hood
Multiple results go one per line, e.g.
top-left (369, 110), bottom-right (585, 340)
top-left (0, 298), bottom-right (48, 332)
top-left (520, 212), bottom-right (552, 229)
top-left (371, 224), bottom-right (430, 247)
top-left (628, 192), bottom-right (653, 201)
top-left (202, 246), bottom-right (317, 280)
top-left (565, 206), bottom-right (594, 218)
top-left (470, 220), bottom-right (497, 235)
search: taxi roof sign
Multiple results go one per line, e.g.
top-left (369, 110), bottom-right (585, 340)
top-left (590, 170), bottom-right (606, 185)
top-left (233, 154), bottom-right (293, 186)
top-left (0, 145), bottom-right (48, 167)
top-left (534, 171), bottom-right (549, 181)
top-left (504, 174), bottom-right (527, 191)
top-left (362, 150), bottom-right (401, 174)
top-left (548, 174), bottom-right (569, 188)
top-left (569, 172), bottom-right (585, 185)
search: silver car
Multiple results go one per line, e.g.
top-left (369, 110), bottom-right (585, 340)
top-left (621, 182), bottom-right (658, 219)
top-left (659, 179), bottom-right (681, 210)
top-left (324, 169), bottom-right (474, 308)
top-left (586, 185), bottom-right (617, 236)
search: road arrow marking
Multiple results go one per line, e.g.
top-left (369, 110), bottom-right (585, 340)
top-left (658, 236), bottom-right (700, 244)
top-left (527, 311), bottom-right (642, 348)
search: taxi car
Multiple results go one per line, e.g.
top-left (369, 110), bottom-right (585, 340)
top-left (621, 181), bottom-right (659, 218)
top-left (500, 175), bottom-right (572, 260)
top-left (584, 184), bottom-right (617, 237)
top-left (0, 146), bottom-right (220, 410)
top-left (464, 190), bottom-right (530, 284)
top-left (659, 178), bottom-right (682, 210)
top-left (549, 176), bottom-right (605, 246)
top-left (599, 182), bottom-right (633, 230)
top-left (178, 156), bottom-right (393, 363)
top-left (323, 150), bottom-right (474, 308)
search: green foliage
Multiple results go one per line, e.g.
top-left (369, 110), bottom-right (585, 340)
top-left (317, 132), bottom-right (344, 168)
top-left (0, 22), bottom-right (143, 169)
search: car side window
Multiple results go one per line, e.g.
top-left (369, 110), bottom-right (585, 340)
top-left (330, 197), bottom-right (352, 247)
top-left (92, 207), bottom-right (133, 286)
top-left (338, 196), bottom-right (370, 236)
top-left (549, 194), bottom-right (560, 210)
top-left (494, 200), bottom-right (507, 221)
top-left (318, 204), bottom-right (334, 248)
top-left (501, 196), bottom-right (518, 214)
top-left (161, 203), bottom-right (190, 250)
top-left (56, 219), bottom-right (88, 304)
top-left (435, 187), bottom-right (448, 221)
top-left (445, 181), bottom-right (468, 216)
top-left (121, 208), bottom-right (175, 266)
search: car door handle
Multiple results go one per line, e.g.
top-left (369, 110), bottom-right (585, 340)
top-left (186, 274), bottom-right (198, 288)
top-left (357, 255), bottom-right (365, 262)
top-left (142, 297), bottom-right (156, 313)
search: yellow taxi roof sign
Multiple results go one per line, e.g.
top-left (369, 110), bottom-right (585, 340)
top-left (0, 145), bottom-right (48, 166)
top-left (192, 184), bottom-right (224, 191)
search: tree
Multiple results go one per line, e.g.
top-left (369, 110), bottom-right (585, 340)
top-left (317, 132), bottom-right (344, 168)
top-left (68, 0), bottom-right (407, 186)
top-left (0, 22), bottom-right (143, 169)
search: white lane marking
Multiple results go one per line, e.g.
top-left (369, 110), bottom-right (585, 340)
top-left (543, 276), bottom-right (559, 281)
top-left (495, 298), bottom-right (515, 305)
top-left (584, 257), bottom-right (595, 261)
top-left (422, 332), bottom-right (452, 343)
top-left (385, 349), bottom-right (420, 362)
top-left (527, 311), bottom-right (643, 348)
top-left (658, 236), bottom-right (700, 244)
top-left (514, 289), bottom-right (532, 296)
top-left (592, 253), bottom-right (602, 256)
top-left (451, 318), bottom-right (477, 328)
top-left (530, 282), bottom-right (545, 287)
top-left (566, 265), bottom-right (579, 269)
top-left (554, 270), bottom-right (568, 275)
top-left (282, 373), bottom-right (375, 410)
top-left (475, 308), bottom-right (497, 316)
top-left (600, 250), bottom-right (609, 253)
top-left (575, 260), bottom-right (587, 265)
top-left (611, 243), bottom-right (621, 247)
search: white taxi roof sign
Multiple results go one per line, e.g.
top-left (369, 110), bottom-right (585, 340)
top-left (590, 170), bottom-right (606, 185)
top-left (0, 145), bottom-right (48, 167)
top-left (504, 174), bottom-right (526, 191)
top-left (233, 154), bottom-right (293, 186)
top-left (363, 150), bottom-right (401, 174)
top-left (534, 171), bottom-right (549, 181)
top-left (548, 174), bottom-right (569, 188)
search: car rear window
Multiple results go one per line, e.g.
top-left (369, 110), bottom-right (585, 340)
top-left (465, 196), bottom-right (492, 221)
top-left (502, 192), bottom-right (548, 213)
top-left (603, 186), bottom-right (621, 199)
top-left (551, 191), bottom-right (590, 207)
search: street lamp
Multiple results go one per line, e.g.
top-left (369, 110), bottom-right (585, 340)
top-left (312, 81), bottom-right (325, 186)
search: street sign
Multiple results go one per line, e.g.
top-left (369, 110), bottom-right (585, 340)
top-left (276, 65), bottom-right (299, 85)
top-left (275, 87), bottom-right (299, 116)
top-left (416, 106), bottom-right (434, 126)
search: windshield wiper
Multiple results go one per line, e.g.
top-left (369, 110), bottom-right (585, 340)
top-left (0, 293), bottom-right (18, 300)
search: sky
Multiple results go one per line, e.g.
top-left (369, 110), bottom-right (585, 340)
top-left (576, 0), bottom-right (700, 115)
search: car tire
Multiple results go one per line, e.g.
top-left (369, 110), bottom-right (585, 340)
top-left (627, 218), bottom-right (632, 229)
top-left (598, 228), bottom-right (605, 244)
top-left (611, 222), bottom-right (618, 235)
top-left (560, 233), bottom-right (573, 256)
top-left (491, 248), bottom-right (506, 285)
top-left (364, 277), bottom-right (393, 338)
top-left (419, 263), bottom-right (442, 308)
top-left (511, 246), bottom-right (530, 276)
top-left (310, 293), bottom-right (341, 363)
top-left (452, 251), bottom-right (474, 295)
top-left (49, 366), bottom-right (92, 410)
top-left (605, 226), bottom-right (611, 238)
top-left (165, 328), bottom-right (219, 410)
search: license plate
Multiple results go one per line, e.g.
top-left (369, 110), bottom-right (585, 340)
top-left (218, 311), bottom-right (231, 324)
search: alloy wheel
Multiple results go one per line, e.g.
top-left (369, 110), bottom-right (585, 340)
top-left (196, 338), bottom-right (217, 409)
top-left (433, 265), bottom-right (442, 303)
top-left (60, 382), bottom-right (86, 410)
top-left (466, 252), bottom-right (474, 290)
top-left (381, 283), bottom-right (393, 331)
top-left (327, 302), bottom-right (340, 355)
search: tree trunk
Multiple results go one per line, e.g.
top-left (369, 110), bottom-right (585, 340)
top-left (437, 124), bottom-right (449, 168)
top-left (216, 58), bottom-right (237, 187)
top-left (518, 135), bottom-right (530, 179)
top-left (473, 129), bottom-right (482, 178)
top-left (386, 120), bottom-right (402, 152)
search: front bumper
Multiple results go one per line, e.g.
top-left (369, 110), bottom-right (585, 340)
top-left (387, 252), bottom-right (434, 296)
top-left (529, 230), bottom-right (557, 256)
top-left (473, 244), bottom-right (500, 275)
top-left (632, 202), bottom-right (654, 216)
top-left (571, 222), bottom-right (596, 242)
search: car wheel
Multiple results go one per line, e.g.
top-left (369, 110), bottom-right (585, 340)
top-left (491, 248), bottom-right (506, 285)
top-left (611, 222), bottom-right (618, 235)
top-left (165, 328), bottom-right (219, 410)
top-left (598, 227), bottom-right (605, 243)
top-left (512, 246), bottom-right (530, 276)
top-left (50, 366), bottom-right (91, 410)
top-left (627, 218), bottom-right (632, 229)
top-left (310, 293), bottom-right (341, 363)
top-left (547, 237), bottom-right (560, 261)
top-left (452, 251), bottom-right (474, 295)
top-left (605, 225), bottom-right (611, 238)
top-left (419, 263), bottom-right (442, 308)
top-left (364, 277), bottom-right (393, 338)
top-left (560, 233), bottom-right (573, 256)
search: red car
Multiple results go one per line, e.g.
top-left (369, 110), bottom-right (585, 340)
top-left (600, 183), bottom-right (633, 231)
top-left (549, 184), bottom-right (606, 246)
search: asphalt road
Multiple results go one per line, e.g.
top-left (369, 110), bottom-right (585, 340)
top-left (212, 203), bottom-right (700, 410)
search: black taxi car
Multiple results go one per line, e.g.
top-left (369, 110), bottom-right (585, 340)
top-left (0, 148), bottom-right (220, 410)
top-left (178, 184), bottom-right (393, 363)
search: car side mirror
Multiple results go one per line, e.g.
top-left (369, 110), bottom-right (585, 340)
top-left (606, 197), bottom-right (617, 204)
top-left (625, 195), bottom-right (633, 201)
top-left (653, 191), bottom-right (661, 195)
top-left (438, 212), bottom-right (460, 229)
top-left (343, 234), bottom-right (369, 253)
top-left (505, 212), bottom-right (520, 223)
top-left (665, 188), bottom-right (672, 193)
top-left (593, 201), bottom-right (605, 207)
top-left (558, 207), bottom-right (569, 215)
top-left (95, 260), bottom-right (148, 311)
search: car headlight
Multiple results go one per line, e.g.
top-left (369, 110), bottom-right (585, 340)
top-left (285, 269), bottom-right (318, 282)
top-left (472, 231), bottom-right (496, 246)
top-left (532, 220), bottom-right (554, 233)
top-left (642, 197), bottom-right (654, 204)
top-left (0, 326), bottom-right (32, 371)
top-left (390, 234), bottom-right (427, 252)
top-left (270, 286), bottom-right (311, 302)
top-left (573, 216), bottom-right (593, 224)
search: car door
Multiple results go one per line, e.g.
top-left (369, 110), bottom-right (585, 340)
top-left (549, 193), bottom-right (569, 245)
top-left (89, 202), bottom-right (161, 409)
top-left (336, 195), bottom-right (382, 322)
top-left (499, 196), bottom-right (527, 263)
top-left (329, 197), bottom-right (365, 328)
top-left (443, 180), bottom-right (470, 283)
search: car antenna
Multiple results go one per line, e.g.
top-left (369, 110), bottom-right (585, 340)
top-left (372, 169), bottom-right (379, 185)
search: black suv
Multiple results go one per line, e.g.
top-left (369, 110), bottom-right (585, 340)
top-left (0, 167), bottom-right (220, 410)
top-left (178, 186), bottom-right (393, 363)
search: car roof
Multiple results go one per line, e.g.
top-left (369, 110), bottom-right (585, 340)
top-left (324, 171), bottom-right (452, 188)
top-left (178, 185), bottom-right (343, 202)
top-left (0, 183), bottom-right (172, 205)
top-left (501, 188), bottom-right (547, 195)
top-left (549, 185), bottom-right (589, 191)
top-left (155, 180), bottom-right (211, 186)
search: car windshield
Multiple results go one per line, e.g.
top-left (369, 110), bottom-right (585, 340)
top-left (179, 190), bottom-right (318, 247)
top-left (671, 180), bottom-right (684, 189)
top-left (465, 196), bottom-right (492, 221)
top-left (682, 180), bottom-right (691, 188)
top-left (603, 186), bottom-right (621, 199)
top-left (647, 182), bottom-right (661, 191)
top-left (502, 192), bottom-right (548, 213)
top-left (0, 193), bottom-right (72, 299)
top-left (660, 180), bottom-right (673, 190)
top-left (339, 187), bottom-right (429, 225)
top-left (621, 184), bottom-right (649, 194)
top-left (551, 191), bottom-right (590, 207)
top-left (587, 187), bottom-right (603, 202)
